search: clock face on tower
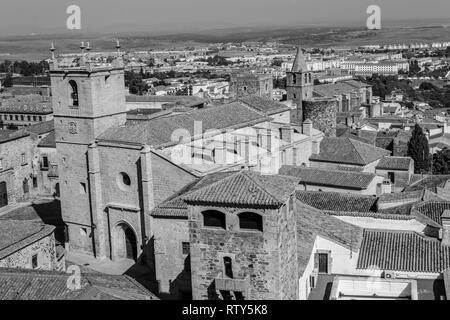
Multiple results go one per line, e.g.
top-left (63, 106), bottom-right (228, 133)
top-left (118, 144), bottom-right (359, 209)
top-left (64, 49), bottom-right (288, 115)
top-left (68, 121), bottom-right (78, 134)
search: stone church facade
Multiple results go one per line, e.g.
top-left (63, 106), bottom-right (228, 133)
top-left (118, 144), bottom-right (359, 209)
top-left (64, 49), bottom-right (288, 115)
top-left (49, 49), bottom-right (327, 300)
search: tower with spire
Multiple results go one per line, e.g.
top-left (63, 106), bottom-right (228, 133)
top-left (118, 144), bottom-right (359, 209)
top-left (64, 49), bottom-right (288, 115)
top-left (286, 46), bottom-right (314, 123)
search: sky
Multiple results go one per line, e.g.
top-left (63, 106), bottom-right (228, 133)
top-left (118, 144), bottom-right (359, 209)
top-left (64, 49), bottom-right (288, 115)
top-left (1, 0), bottom-right (450, 35)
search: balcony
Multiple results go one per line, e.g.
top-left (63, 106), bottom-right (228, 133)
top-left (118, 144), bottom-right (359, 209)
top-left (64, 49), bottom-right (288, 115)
top-left (215, 273), bottom-right (250, 293)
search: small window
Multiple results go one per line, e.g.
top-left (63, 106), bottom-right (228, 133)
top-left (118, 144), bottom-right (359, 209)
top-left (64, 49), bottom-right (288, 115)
top-left (38, 116), bottom-right (42, 121)
top-left (42, 156), bottom-right (49, 169)
top-left (0, 159), bottom-right (3, 171)
top-left (23, 179), bottom-right (29, 194)
top-left (21, 115), bottom-right (24, 121)
top-left (388, 172), bottom-right (395, 184)
top-left (33, 116), bottom-right (37, 121)
top-left (21, 153), bottom-right (26, 165)
top-left (31, 254), bottom-right (39, 269)
top-left (202, 210), bottom-right (226, 229)
top-left (224, 257), bottom-right (233, 278)
top-left (9, 115), bottom-right (12, 120)
top-left (182, 242), bottom-right (190, 255)
top-left (309, 275), bottom-right (316, 288)
top-left (15, 115), bottom-right (19, 121)
top-left (79, 182), bottom-right (87, 194)
top-left (32, 177), bottom-right (38, 188)
top-left (238, 212), bottom-right (263, 232)
top-left (27, 116), bottom-right (31, 121)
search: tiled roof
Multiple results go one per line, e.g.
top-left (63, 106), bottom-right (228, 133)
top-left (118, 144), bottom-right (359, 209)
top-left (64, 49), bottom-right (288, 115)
top-left (377, 190), bottom-right (424, 204)
top-left (0, 220), bottom-right (55, 260)
top-left (279, 166), bottom-right (377, 190)
top-left (151, 171), bottom-right (248, 218)
top-left (296, 191), bottom-right (378, 212)
top-left (0, 268), bottom-right (158, 300)
top-left (296, 201), bottom-right (363, 275)
top-left (338, 130), bottom-right (378, 146)
top-left (126, 95), bottom-right (207, 106)
top-left (183, 171), bottom-right (298, 207)
top-left (376, 156), bottom-right (413, 171)
top-left (238, 95), bottom-right (290, 116)
top-left (25, 120), bottom-right (54, 135)
top-left (314, 82), bottom-right (359, 97)
top-left (0, 129), bottom-right (30, 144)
top-left (404, 175), bottom-right (450, 192)
top-left (357, 230), bottom-right (450, 273)
top-left (414, 201), bottom-right (450, 225)
top-left (0, 96), bottom-right (52, 114)
top-left (98, 102), bottom-right (267, 147)
top-left (342, 79), bottom-right (372, 88)
top-left (309, 137), bottom-right (390, 166)
top-left (37, 131), bottom-right (56, 148)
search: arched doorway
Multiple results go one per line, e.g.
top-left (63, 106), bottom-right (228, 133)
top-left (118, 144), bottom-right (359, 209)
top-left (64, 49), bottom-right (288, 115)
top-left (0, 182), bottom-right (7, 208)
top-left (113, 223), bottom-right (138, 261)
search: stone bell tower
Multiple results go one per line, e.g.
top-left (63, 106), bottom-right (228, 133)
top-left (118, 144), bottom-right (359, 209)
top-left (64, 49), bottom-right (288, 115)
top-left (287, 47), bottom-right (314, 124)
top-left (49, 42), bottom-right (127, 257)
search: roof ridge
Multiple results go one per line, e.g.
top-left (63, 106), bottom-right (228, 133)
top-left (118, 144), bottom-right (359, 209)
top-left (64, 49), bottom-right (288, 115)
top-left (347, 137), bottom-right (366, 164)
top-left (182, 170), bottom-right (243, 200)
top-left (0, 222), bottom-right (51, 254)
top-left (240, 171), bottom-right (284, 205)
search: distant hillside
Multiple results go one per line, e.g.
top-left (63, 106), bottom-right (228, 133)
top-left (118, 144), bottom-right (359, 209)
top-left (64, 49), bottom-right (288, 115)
top-left (1, 23), bottom-right (450, 61)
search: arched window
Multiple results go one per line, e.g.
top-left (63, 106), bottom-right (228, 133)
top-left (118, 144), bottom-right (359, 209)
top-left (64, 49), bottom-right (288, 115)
top-left (202, 210), bottom-right (226, 229)
top-left (68, 80), bottom-right (79, 106)
top-left (238, 212), bottom-right (263, 232)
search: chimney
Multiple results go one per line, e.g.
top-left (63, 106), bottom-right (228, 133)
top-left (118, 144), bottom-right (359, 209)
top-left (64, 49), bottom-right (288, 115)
top-left (214, 140), bottom-right (228, 165)
top-left (377, 179), bottom-right (392, 196)
top-left (312, 140), bottom-right (320, 155)
top-left (356, 125), bottom-right (362, 137)
top-left (303, 119), bottom-right (313, 137)
top-left (441, 210), bottom-right (450, 246)
top-left (280, 127), bottom-right (292, 143)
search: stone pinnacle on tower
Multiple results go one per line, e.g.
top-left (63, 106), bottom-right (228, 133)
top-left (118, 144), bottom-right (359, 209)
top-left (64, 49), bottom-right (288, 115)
top-left (50, 42), bottom-right (56, 60)
top-left (116, 39), bottom-right (121, 55)
top-left (291, 46), bottom-right (307, 72)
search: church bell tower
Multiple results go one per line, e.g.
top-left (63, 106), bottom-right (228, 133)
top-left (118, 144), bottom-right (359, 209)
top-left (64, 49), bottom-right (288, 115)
top-left (49, 42), bottom-right (127, 257)
top-left (287, 47), bottom-right (314, 124)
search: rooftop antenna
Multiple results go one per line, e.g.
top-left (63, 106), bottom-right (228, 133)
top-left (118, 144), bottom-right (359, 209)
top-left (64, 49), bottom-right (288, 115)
top-left (50, 42), bottom-right (56, 60)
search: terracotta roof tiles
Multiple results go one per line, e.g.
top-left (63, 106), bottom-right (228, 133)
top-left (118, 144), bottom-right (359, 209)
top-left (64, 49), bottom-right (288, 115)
top-left (357, 230), bottom-right (450, 273)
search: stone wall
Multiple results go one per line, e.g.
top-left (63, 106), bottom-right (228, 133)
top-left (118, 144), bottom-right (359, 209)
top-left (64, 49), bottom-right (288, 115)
top-left (230, 74), bottom-right (273, 99)
top-left (0, 233), bottom-right (57, 270)
top-left (153, 217), bottom-right (191, 299)
top-left (188, 201), bottom-right (298, 300)
top-left (303, 98), bottom-right (337, 137)
top-left (0, 134), bottom-right (40, 208)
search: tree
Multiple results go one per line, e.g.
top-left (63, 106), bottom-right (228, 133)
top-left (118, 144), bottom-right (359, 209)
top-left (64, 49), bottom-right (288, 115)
top-left (271, 58), bottom-right (283, 67)
top-left (407, 124), bottom-right (431, 174)
top-left (3, 73), bottom-right (13, 87)
top-left (409, 60), bottom-right (420, 75)
top-left (432, 148), bottom-right (450, 174)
